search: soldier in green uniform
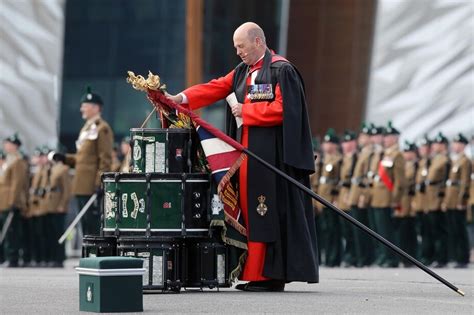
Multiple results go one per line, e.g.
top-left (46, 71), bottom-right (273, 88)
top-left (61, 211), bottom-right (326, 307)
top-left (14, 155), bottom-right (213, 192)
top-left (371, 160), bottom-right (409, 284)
top-left (65, 87), bottom-right (114, 236)
top-left (370, 122), bottom-right (405, 267)
top-left (348, 123), bottom-right (375, 267)
top-left (46, 152), bottom-right (72, 267)
top-left (414, 136), bottom-right (432, 264)
top-left (396, 141), bottom-right (418, 266)
top-left (338, 130), bottom-right (358, 267)
top-left (0, 134), bottom-right (29, 267)
top-left (426, 132), bottom-right (450, 268)
top-left (443, 133), bottom-right (471, 267)
top-left (317, 129), bottom-right (342, 266)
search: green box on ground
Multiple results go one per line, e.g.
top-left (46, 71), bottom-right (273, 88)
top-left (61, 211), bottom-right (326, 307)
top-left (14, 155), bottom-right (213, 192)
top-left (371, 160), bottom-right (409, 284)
top-left (76, 256), bottom-right (145, 313)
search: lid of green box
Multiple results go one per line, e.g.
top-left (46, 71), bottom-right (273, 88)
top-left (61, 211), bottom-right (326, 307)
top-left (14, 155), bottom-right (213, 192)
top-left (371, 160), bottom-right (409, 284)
top-left (79, 256), bottom-right (144, 269)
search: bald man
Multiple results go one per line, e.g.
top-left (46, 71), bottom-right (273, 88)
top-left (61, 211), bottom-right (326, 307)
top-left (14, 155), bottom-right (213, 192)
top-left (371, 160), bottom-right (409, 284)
top-left (168, 22), bottom-right (318, 292)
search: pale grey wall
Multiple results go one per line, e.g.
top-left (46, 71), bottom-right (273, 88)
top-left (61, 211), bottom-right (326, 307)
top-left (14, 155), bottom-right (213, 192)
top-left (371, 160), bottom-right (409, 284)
top-left (366, 0), bottom-right (474, 142)
top-left (0, 0), bottom-right (65, 153)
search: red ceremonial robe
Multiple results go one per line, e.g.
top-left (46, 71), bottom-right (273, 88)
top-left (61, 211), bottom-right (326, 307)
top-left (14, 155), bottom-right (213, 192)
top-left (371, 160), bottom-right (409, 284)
top-left (182, 56), bottom-right (284, 281)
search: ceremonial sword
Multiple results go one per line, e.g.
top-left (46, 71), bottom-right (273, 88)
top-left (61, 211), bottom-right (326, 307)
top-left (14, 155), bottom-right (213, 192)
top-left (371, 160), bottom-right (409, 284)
top-left (0, 210), bottom-right (14, 244)
top-left (58, 193), bottom-right (97, 244)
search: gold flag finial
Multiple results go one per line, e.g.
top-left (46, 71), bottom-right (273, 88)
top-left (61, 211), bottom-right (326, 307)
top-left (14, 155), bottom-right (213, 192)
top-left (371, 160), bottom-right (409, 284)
top-left (126, 71), bottom-right (166, 92)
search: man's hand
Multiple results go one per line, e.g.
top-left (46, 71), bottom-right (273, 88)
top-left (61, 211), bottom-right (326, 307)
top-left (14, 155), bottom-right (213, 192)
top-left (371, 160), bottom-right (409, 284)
top-left (231, 103), bottom-right (243, 117)
top-left (165, 92), bottom-right (183, 104)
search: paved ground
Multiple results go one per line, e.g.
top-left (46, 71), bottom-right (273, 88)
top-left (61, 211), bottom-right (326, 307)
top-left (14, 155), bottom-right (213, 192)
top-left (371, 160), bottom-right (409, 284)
top-left (0, 260), bottom-right (472, 314)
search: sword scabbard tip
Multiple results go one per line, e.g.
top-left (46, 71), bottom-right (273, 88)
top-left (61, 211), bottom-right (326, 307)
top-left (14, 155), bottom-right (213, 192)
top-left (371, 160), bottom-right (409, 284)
top-left (457, 289), bottom-right (465, 297)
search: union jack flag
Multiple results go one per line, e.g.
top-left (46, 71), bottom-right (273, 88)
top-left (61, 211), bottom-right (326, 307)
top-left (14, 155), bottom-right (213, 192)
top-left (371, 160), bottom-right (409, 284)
top-left (147, 89), bottom-right (248, 239)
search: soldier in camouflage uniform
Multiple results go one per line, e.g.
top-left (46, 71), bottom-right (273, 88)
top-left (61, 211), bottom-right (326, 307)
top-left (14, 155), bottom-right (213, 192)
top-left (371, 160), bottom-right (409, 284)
top-left (370, 122), bottom-right (405, 267)
top-left (338, 130), bottom-right (358, 267)
top-left (0, 134), bottom-right (29, 267)
top-left (317, 129), bottom-right (342, 266)
top-left (65, 87), bottom-right (114, 236)
top-left (348, 123), bottom-right (375, 267)
top-left (443, 133), bottom-right (471, 267)
top-left (426, 132), bottom-right (451, 268)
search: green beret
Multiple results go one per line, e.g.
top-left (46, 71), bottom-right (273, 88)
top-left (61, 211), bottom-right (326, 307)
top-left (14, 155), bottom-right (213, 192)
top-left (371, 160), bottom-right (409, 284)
top-left (370, 124), bottom-right (385, 136)
top-left (323, 128), bottom-right (340, 144)
top-left (360, 122), bottom-right (371, 135)
top-left (342, 129), bottom-right (357, 142)
top-left (417, 134), bottom-right (431, 146)
top-left (33, 145), bottom-right (50, 156)
top-left (4, 132), bottom-right (21, 146)
top-left (403, 140), bottom-right (417, 152)
top-left (80, 85), bottom-right (103, 106)
top-left (384, 121), bottom-right (400, 135)
top-left (452, 133), bottom-right (468, 144)
top-left (433, 132), bottom-right (448, 144)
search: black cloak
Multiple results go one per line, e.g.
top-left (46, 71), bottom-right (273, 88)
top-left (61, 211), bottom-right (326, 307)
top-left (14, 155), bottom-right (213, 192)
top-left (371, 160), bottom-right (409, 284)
top-left (225, 50), bottom-right (319, 283)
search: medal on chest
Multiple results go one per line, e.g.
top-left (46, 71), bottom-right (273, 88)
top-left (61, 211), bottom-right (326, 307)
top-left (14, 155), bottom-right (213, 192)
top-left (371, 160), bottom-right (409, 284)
top-left (325, 164), bottom-right (333, 173)
top-left (247, 84), bottom-right (274, 100)
top-left (381, 158), bottom-right (394, 168)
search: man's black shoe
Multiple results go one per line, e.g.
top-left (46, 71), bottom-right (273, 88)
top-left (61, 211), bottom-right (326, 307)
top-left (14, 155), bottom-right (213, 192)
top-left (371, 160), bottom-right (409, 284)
top-left (2, 261), bottom-right (19, 268)
top-left (235, 283), bottom-right (248, 291)
top-left (235, 280), bottom-right (285, 292)
top-left (432, 262), bottom-right (446, 268)
top-left (454, 263), bottom-right (467, 269)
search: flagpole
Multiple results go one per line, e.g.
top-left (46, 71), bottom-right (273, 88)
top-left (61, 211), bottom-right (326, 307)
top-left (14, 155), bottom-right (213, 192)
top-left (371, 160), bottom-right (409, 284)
top-left (125, 73), bottom-right (464, 296)
top-left (149, 91), bottom-right (464, 297)
top-left (242, 147), bottom-right (464, 297)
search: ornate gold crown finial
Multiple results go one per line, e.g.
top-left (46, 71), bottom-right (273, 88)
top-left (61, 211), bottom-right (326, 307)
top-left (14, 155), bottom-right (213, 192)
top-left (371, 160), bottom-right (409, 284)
top-left (126, 71), bottom-right (167, 92)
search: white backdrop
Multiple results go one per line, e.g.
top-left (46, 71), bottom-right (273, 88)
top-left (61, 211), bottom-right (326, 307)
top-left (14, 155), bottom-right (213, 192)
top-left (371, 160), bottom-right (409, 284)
top-left (365, 0), bottom-right (474, 143)
top-left (0, 0), bottom-right (65, 153)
